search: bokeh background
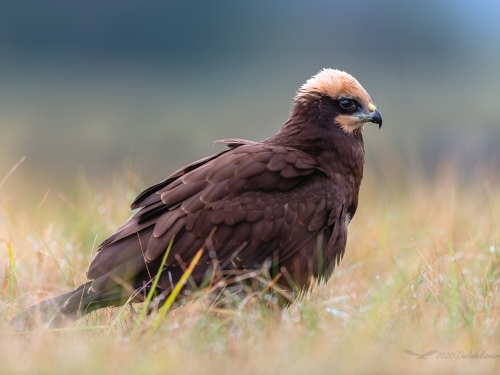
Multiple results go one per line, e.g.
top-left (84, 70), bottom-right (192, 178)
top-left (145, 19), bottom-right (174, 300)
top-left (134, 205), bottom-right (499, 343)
top-left (1, 0), bottom-right (500, 199)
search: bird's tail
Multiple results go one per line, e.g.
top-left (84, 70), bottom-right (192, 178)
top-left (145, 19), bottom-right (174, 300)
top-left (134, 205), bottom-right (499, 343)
top-left (9, 282), bottom-right (133, 331)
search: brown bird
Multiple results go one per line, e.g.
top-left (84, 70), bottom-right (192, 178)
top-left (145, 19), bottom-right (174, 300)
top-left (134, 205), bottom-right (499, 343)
top-left (10, 69), bottom-right (382, 330)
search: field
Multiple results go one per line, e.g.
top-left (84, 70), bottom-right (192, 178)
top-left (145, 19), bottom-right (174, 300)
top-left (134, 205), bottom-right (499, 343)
top-left (1, 158), bottom-right (500, 375)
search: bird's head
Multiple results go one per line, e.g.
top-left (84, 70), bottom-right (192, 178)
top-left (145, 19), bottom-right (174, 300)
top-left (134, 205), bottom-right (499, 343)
top-left (292, 69), bottom-right (382, 134)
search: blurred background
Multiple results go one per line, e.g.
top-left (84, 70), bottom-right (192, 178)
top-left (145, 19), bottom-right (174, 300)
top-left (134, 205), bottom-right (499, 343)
top-left (1, 0), bottom-right (500, 200)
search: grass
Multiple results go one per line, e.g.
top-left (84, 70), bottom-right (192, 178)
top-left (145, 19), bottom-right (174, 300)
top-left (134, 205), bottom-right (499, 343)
top-left (1, 160), bottom-right (500, 374)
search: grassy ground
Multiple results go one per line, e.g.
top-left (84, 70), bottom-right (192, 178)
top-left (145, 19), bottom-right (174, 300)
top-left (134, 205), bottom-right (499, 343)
top-left (1, 161), bottom-right (499, 375)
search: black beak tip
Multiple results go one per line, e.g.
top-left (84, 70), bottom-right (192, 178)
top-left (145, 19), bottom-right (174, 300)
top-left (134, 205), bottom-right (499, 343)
top-left (372, 109), bottom-right (382, 129)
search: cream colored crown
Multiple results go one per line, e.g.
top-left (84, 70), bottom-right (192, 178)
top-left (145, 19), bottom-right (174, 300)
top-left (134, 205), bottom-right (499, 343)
top-left (296, 68), bottom-right (372, 106)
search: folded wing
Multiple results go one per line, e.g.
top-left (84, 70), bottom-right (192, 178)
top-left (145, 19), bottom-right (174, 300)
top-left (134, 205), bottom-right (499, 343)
top-left (86, 140), bottom-right (341, 293)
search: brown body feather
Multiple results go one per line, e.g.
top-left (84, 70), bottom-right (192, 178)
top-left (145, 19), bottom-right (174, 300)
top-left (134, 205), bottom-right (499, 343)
top-left (10, 69), bottom-right (381, 330)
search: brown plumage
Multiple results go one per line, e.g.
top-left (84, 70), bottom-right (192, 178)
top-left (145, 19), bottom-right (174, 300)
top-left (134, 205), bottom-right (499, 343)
top-left (10, 69), bottom-right (382, 330)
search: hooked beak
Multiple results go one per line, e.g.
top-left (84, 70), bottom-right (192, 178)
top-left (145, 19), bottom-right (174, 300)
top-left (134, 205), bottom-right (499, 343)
top-left (365, 103), bottom-right (382, 128)
top-left (369, 109), bottom-right (383, 129)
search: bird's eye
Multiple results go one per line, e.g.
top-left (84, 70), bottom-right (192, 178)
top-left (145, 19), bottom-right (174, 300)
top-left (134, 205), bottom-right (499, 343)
top-left (339, 98), bottom-right (356, 110)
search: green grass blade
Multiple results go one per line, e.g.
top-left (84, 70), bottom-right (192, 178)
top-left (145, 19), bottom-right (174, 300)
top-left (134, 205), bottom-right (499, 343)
top-left (132, 237), bottom-right (174, 332)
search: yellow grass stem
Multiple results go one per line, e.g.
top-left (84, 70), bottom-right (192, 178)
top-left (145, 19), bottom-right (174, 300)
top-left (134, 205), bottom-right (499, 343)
top-left (5, 239), bottom-right (17, 299)
top-left (148, 248), bottom-right (203, 335)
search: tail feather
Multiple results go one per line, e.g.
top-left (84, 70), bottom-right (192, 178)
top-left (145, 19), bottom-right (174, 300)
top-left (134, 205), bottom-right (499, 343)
top-left (9, 288), bottom-right (79, 332)
top-left (9, 282), bottom-right (135, 331)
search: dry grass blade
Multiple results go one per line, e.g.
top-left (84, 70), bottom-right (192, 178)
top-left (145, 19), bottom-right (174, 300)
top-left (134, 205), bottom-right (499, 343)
top-left (0, 156), bottom-right (26, 190)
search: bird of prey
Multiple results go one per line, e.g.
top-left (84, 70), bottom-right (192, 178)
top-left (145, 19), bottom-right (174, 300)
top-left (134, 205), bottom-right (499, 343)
top-left (10, 68), bottom-right (382, 330)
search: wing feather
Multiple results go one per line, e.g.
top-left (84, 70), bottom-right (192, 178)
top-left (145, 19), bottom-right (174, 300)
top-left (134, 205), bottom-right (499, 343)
top-left (235, 159), bottom-right (267, 178)
top-left (161, 180), bottom-right (208, 205)
top-left (267, 154), bottom-right (287, 171)
top-left (181, 192), bottom-right (205, 214)
top-left (146, 217), bottom-right (186, 261)
top-left (200, 181), bottom-right (229, 203)
top-left (153, 209), bottom-right (181, 237)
